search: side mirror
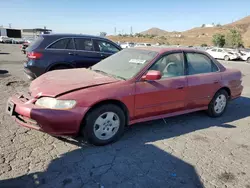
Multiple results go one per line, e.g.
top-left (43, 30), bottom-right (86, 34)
top-left (141, 70), bottom-right (162, 81)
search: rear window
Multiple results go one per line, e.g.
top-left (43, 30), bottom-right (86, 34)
top-left (47, 38), bottom-right (74, 49)
top-left (26, 36), bottom-right (44, 51)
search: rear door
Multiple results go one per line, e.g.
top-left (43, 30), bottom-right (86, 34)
top-left (210, 48), bottom-right (219, 58)
top-left (185, 52), bottom-right (221, 109)
top-left (73, 37), bottom-right (101, 68)
top-left (93, 39), bottom-right (120, 59)
top-left (44, 37), bottom-right (76, 66)
top-left (217, 49), bottom-right (225, 59)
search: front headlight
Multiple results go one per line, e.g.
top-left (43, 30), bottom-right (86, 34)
top-left (35, 97), bottom-right (76, 109)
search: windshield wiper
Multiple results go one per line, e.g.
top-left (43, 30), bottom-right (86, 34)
top-left (92, 69), bottom-right (126, 80)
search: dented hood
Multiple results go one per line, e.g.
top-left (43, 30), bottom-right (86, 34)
top-left (30, 68), bottom-right (119, 97)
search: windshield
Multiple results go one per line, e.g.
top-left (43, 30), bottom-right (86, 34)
top-left (91, 49), bottom-right (158, 80)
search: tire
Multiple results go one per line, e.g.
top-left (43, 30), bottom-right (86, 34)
top-left (83, 104), bottom-right (126, 146)
top-left (207, 90), bottom-right (228, 117)
top-left (247, 57), bottom-right (250, 63)
top-left (50, 65), bottom-right (70, 71)
top-left (224, 55), bottom-right (230, 61)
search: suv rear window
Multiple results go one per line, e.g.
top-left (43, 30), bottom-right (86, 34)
top-left (48, 38), bottom-right (74, 49)
top-left (26, 36), bottom-right (44, 51)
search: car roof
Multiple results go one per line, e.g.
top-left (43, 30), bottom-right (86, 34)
top-left (133, 47), bottom-right (206, 54)
top-left (40, 33), bottom-right (107, 39)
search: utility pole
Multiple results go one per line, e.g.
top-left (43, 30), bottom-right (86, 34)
top-left (130, 26), bottom-right (133, 35)
top-left (8, 23), bottom-right (11, 28)
top-left (114, 27), bottom-right (116, 35)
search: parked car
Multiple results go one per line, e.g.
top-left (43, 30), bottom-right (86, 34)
top-left (20, 42), bottom-right (30, 54)
top-left (135, 43), bottom-right (151, 47)
top-left (238, 51), bottom-right (250, 63)
top-left (6, 47), bottom-right (243, 145)
top-left (12, 38), bottom-right (25, 44)
top-left (23, 34), bottom-right (122, 80)
top-left (120, 42), bottom-right (135, 48)
top-left (206, 48), bottom-right (239, 61)
top-left (0, 36), bottom-right (12, 43)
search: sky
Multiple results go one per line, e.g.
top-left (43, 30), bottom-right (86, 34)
top-left (1, 0), bottom-right (250, 35)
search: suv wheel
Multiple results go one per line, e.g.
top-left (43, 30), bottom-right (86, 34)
top-left (83, 104), bottom-right (126, 146)
top-left (207, 90), bottom-right (228, 117)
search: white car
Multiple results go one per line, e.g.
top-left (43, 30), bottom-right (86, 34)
top-left (120, 42), bottom-right (135, 48)
top-left (206, 48), bottom-right (239, 61)
top-left (239, 51), bottom-right (250, 63)
top-left (134, 43), bottom-right (151, 47)
top-left (0, 36), bottom-right (12, 43)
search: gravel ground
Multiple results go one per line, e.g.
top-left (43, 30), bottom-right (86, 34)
top-left (0, 44), bottom-right (250, 188)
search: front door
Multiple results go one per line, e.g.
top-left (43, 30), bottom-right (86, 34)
top-left (93, 39), bottom-right (121, 60)
top-left (73, 38), bottom-right (101, 68)
top-left (185, 52), bottom-right (222, 109)
top-left (134, 52), bottom-right (187, 119)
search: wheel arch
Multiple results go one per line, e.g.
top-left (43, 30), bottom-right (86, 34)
top-left (79, 99), bottom-right (130, 132)
top-left (46, 62), bottom-right (74, 72)
top-left (216, 87), bottom-right (231, 98)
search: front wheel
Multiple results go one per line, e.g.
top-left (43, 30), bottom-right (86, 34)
top-left (83, 104), bottom-right (126, 146)
top-left (207, 90), bottom-right (228, 117)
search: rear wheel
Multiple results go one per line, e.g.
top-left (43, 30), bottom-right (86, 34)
top-left (224, 55), bottom-right (230, 61)
top-left (247, 57), bottom-right (250, 63)
top-left (207, 90), bottom-right (228, 117)
top-left (82, 104), bottom-right (126, 146)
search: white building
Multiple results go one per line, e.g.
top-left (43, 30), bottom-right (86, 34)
top-left (204, 24), bottom-right (215, 28)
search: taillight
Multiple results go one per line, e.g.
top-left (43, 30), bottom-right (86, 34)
top-left (27, 52), bottom-right (42, 60)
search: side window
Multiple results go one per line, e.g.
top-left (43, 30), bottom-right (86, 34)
top-left (74, 38), bottom-right (94, 51)
top-left (218, 49), bottom-right (223, 52)
top-left (186, 53), bottom-right (218, 75)
top-left (94, 40), bottom-right (120, 53)
top-left (211, 49), bottom-right (217, 52)
top-left (48, 38), bottom-right (74, 50)
top-left (149, 53), bottom-right (184, 79)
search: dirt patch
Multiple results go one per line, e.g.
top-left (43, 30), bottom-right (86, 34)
top-left (5, 80), bottom-right (29, 87)
top-left (239, 144), bottom-right (249, 149)
top-left (192, 135), bottom-right (209, 143)
top-left (218, 172), bottom-right (236, 183)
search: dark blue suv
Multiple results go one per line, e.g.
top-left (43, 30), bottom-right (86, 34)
top-left (24, 34), bottom-right (122, 80)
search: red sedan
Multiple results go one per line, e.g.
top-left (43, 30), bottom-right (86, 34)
top-left (6, 47), bottom-right (243, 145)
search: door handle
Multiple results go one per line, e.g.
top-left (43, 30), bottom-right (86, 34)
top-left (214, 80), bottom-right (219, 84)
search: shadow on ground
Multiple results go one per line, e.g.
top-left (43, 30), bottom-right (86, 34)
top-left (0, 70), bottom-right (9, 74)
top-left (0, 96), bottom-right (250, 188)
top-left (0, 70), bottom-right (10, 78)
top-left (0, 53), bottom-right (10, 55)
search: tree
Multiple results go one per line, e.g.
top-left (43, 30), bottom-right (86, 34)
top-left (225, 29), bottom-right (243, 48)
top-left (216, 23), bottom-right (222, 27)
top-left (201, 24), bottom-right (205, 28)
top-left (201, 43), bottom-right (208, 47)
top-left (212, 33), bottom-right (225, 47)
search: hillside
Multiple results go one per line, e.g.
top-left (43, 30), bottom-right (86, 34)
top-left (108, 15), bottom-right (250, 47)
top-left (140, 27), bottom-right (168, 36)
